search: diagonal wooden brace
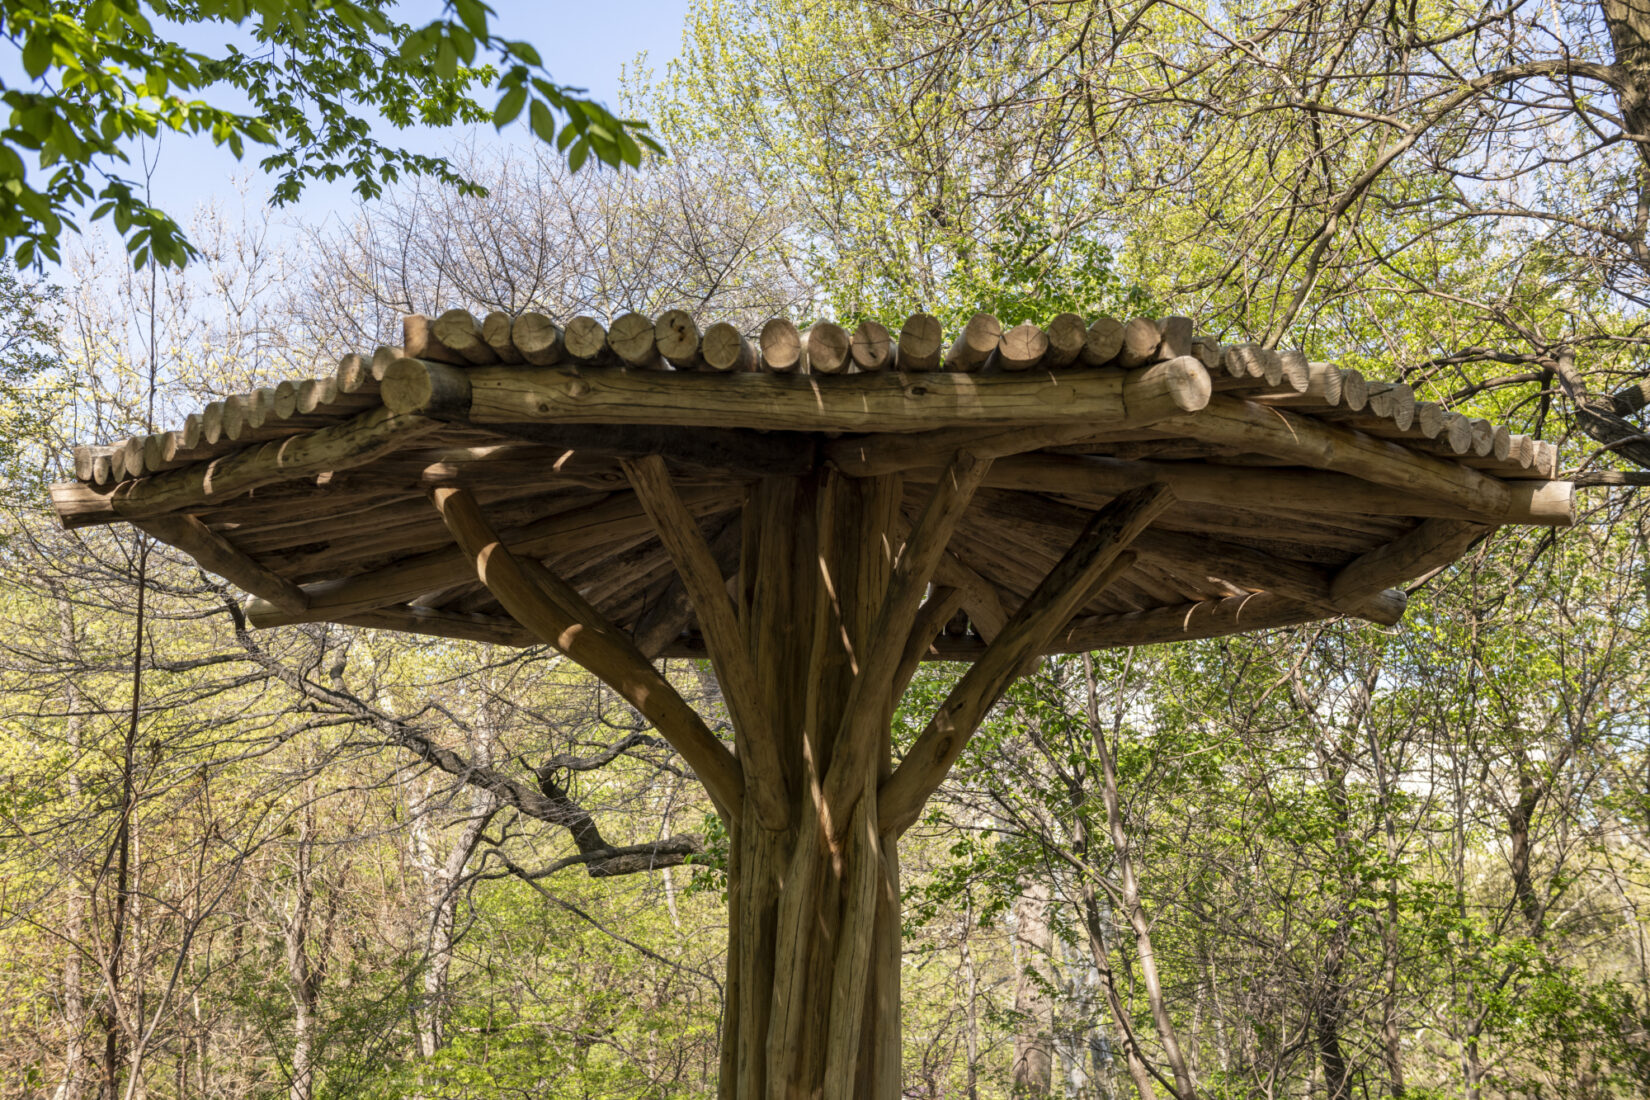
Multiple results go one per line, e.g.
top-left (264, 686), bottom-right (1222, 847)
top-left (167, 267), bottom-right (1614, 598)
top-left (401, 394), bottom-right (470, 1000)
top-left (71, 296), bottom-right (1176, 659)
top-left (877, 483), bottom-right (1176, 836)
top-left (431, 486), bottom-right (744, 822)
top-left (624, 454), bottom-right (788, 830)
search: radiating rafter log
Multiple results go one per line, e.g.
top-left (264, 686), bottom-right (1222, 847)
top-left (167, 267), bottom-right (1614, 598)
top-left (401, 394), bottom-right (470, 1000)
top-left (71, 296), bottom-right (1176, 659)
top-left (820, 449), bottom-right (994, 839)
top-left (381, 356), bottom-right (1212, 435)
top-left (955, 451), bottom-right (1574, 528)
top-left (1329, 519), bottom-right (1492, 611)
top-left (1162, 395), bottom-right (1517, 519)
top-left (51, 407), bottom-right (440, 529)
top-left (246, 487), bottom-right (741, 628)
top-left (623, 455), bottom-right (787, 830)
top-left (431, 486), bottom-right (744, 822)
top-left (878, 484), bottom-right (1175, 836)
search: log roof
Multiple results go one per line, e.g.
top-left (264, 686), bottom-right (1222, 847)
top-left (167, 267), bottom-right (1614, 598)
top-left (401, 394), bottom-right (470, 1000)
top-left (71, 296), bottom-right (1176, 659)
top-left (50, 308), bottom-right (1575, 659)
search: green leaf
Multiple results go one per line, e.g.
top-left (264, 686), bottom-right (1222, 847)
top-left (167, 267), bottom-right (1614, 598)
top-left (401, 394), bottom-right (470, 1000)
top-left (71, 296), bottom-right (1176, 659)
top-left (493, 85), bottom-right (527, 128)
top-left (528, 98), bottom-right (555, 143)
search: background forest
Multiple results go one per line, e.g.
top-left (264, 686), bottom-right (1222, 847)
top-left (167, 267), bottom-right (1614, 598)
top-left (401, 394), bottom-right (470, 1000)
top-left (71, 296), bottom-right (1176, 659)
top-left (3, 1), bottom-right (1650, 1098)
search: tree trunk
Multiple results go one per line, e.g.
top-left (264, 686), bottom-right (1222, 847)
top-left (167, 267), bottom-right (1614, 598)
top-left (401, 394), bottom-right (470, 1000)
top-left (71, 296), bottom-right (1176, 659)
top-left (1012, 878), bottom-right (1055, 1096)
top-left (51, 587), bottom-right (91, 1100)
top-left (719, 472), bottom-right (904, 1100)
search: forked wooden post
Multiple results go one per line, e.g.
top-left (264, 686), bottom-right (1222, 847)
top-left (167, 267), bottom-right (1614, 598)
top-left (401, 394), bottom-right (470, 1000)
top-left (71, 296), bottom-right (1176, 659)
top-left (49, 308), bottom-right (1577, 1099)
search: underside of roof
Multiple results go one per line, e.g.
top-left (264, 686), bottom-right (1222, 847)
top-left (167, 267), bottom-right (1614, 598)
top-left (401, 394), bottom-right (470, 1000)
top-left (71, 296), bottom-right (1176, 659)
top-left (50, 308), bottom-right (1574, 660)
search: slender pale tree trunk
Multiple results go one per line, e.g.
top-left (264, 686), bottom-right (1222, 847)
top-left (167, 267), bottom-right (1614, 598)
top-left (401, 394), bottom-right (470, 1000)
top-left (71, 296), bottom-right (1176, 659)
top-left (1084, 655), bottom-right (1197, 1100)
top-left (1012, 879), bottom-right (1055, 1095)
top-left (52, 588), bottom-right (90, 1100)
top-left (285, 796), bottom-right (320, 1100)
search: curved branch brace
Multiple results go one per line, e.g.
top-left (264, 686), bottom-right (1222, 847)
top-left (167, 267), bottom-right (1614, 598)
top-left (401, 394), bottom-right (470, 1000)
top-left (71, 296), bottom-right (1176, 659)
top-left (430, 486), bottom-right (744, 822)
top-left (879, 483), bottom-right (1177, 837)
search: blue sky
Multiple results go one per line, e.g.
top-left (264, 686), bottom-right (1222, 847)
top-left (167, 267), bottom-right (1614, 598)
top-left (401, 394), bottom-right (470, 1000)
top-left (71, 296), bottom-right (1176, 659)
top-left (8, 1), bottom-right (697, 260)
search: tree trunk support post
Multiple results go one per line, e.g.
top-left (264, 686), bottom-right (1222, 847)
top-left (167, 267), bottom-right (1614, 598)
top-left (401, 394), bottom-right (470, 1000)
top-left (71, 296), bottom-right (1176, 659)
top-left (432, 471), bottom-right (1173, 1098)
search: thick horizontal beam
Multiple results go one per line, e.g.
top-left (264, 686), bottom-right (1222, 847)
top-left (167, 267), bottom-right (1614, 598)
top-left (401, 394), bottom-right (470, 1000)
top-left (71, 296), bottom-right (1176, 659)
top-left (1162, 396), bottom-right (1519, 520)
top-left (953, 452), bottom-right (1573, 527)
top-left (381, 356), bottom-right (1212, 434)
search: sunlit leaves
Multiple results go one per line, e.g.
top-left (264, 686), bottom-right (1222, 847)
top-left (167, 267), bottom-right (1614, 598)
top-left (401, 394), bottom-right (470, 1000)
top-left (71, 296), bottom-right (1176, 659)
top-left (0, 0), bottom-right (663, 271)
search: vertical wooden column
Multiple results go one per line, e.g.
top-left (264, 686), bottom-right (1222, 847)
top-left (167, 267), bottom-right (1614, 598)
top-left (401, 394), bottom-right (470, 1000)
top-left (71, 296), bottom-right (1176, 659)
top-left (723, 469), bottom-right (904, 1099)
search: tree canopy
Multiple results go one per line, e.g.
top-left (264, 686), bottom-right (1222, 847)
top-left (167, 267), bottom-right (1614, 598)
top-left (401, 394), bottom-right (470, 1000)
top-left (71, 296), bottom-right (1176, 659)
top-left (0, 0), bottom-right (660, 268)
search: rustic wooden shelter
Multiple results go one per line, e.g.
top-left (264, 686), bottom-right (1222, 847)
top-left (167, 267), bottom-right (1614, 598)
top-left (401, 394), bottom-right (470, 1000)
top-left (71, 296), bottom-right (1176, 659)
top-left (52, 306), bottom-right (1574, 1098)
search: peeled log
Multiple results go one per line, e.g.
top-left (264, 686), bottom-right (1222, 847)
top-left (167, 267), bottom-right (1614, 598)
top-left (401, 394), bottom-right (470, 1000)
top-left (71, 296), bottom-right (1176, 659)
top-left (481, 312), bottom-right (525, 364)
top-left (513, 313), bottom-right (564, 366)
top-left (1157, 316), bottom-right (1193, 360)
top-left (564, 316), bottom-right (611, 364)
top-left (434, 309), bottom-right (500, 365)
top-left (655, 310), bottom-right (703, 369)
top-left (946, 313), bottom-right (1001, 372)
top-left (1116, 317), bottom-right (1161, 369)
top-left (703, 323), bottom-right (757, 372)
top-left (1045, 313), bottom-right (1086, 367)
top-left (431, 357), bottom-right (1212, 435)
top-left (851, 321), bottom-right (894, 371)
top-left (1083, 317), bottom-right (1125, 366)
top-left (898, 314), bottom-right (944, 372)
top-left (805, 321), bottom-right (853, 374)
top-left (997, 322), bottom-right (1048, 371)
top-left (760, 319), bottom-right (804, 372)
top-left (402, 314), bottom-right (465, 365)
